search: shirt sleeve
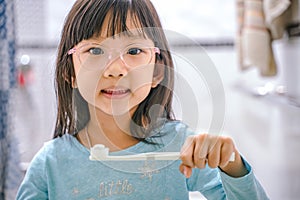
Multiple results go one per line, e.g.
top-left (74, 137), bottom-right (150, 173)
top-left (16, 146), bottom-right (49, 200)
top-left (187, 158), bottom-right (269, 200)
top-left (219, 158), bottom-right (270, 200)
top-left (177, 122), bottom-right (269, 199)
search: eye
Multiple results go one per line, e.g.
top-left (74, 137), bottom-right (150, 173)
top-left (127, 48), bottom-right (142, 55)
top-left (89, 47), bottom-right (104, 55)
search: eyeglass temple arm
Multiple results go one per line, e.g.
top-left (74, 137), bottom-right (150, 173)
top-left (154, 47), bottom-right (160, 55)
top-left (68, 48), bottom-right (76, 55)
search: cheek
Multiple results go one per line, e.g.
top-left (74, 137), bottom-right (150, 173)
top-left (132, 83), bottom-right (152, 98)
top-left (73, 55), bottom-right (103, 104)
top-left (128, 64), bottom-right (155, 91)
top-left (128, 65), bottom-right (155, 107)
top-left (76, 68), bottom-right (102, 105)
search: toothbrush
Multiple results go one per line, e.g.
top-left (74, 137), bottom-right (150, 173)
top-left (89, 144), bottom-right (180, 161)
top-left (89, 144), bottom-right (235, 162)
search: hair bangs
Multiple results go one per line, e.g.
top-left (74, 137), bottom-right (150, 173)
top-left (97, 8), bottom-right (148, 40)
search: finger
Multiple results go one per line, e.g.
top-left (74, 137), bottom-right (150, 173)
top-left (179, 164), bottom-right (193, 178)
top-left (180, 136), bottom-right (195, 168)
top-left (193, 134), bottom-right (210, 169)
top-left (219, 138), bottom-right (235, 167)
top-left (207, 141), bottom-right (221, 168)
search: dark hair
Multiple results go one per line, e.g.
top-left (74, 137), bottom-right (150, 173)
top-left (53, 0), bottom-right (175, 139)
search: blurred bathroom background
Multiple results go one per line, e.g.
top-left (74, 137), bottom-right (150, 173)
top-left (1, 0), bottom-right (299, 199)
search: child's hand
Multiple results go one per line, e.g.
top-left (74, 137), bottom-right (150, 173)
top-left (179, 134), bottom-right (248, 178)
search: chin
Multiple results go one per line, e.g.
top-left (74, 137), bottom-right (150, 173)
top-left (92, 103), bottom-right (136, 117)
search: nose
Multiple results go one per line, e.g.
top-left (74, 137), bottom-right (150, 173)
top-left (102, 57), bottom-right (128, 78)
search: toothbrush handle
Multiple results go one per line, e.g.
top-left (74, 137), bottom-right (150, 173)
top-left (143, 152), bottom-right (180, 160)
top-left (90, 152), bottom-right (235, 162)
top-left (140, 152), bottom-right (235, 161)
top-left (90, 152), bottom-right (180, 161)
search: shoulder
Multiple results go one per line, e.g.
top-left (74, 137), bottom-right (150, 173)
top-left (28, 134), bottom-right (78, 167)
top-left (17, 134), bottom-right (78, 199)
top-left (41, 134), bottom-right (76, 152)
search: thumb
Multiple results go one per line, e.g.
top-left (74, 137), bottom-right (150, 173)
top-left (179, 164), bottom-right (193, 178)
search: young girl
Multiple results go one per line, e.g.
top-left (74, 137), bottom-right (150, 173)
top-left (17, 0), bottom-right (269, 199)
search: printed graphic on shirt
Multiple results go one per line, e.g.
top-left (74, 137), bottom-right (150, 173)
top-left (99, 179), bottom-right (134, 198)
top-left (138, 160), bottom-right (160, 181)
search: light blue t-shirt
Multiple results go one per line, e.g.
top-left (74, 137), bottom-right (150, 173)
top-left (17, 121), bottom-right (269, 199)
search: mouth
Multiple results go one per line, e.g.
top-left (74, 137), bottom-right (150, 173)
top-left (101, 88), bottom-right (131, 99)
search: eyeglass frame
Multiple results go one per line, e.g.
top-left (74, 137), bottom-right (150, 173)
top-left (67, 42), bottom-right (161, 69)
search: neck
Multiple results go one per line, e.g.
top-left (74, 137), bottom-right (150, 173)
top-left (85, 105), bottom-right (139, 151)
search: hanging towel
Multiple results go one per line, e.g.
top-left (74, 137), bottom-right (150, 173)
top-left (236, 0), bottom-right (298, 76)
top-left (263, 0), bottom-right (291, 39)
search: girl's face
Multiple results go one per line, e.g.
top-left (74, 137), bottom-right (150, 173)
top-left (71, 16), bottom-right (162, 116)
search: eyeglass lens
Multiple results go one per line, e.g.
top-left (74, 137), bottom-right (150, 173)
top-left (77, 44), bottom-right (155, 70)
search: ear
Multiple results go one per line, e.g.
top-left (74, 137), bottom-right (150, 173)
top-left (63, 73), bottom-right (77, 88)
top-left (62, 56), bottom-right (78, 88)
top-left (71, 76), bottom-right (78, 88)
top-left (151, 65), bottom-right (164, 88)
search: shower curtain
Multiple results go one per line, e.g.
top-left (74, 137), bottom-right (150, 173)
top-left (0, 0), bottom-right (23, 199)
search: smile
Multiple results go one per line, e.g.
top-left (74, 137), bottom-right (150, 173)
top-left (101, 88), bottom-right (131, 99)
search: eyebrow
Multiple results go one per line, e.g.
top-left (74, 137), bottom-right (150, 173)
top-left (89, 35), bottom-right (150, 45)
top-left (116, 32), bottom-right (148, 40)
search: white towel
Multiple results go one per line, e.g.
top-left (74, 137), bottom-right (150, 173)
top-left (264, 0), bottom-right (291, 39)
top-left (236, 0), bottom-right (297, 76)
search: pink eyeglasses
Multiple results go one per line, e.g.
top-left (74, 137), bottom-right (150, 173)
top-left (68, 43), bottom-right (160, 70)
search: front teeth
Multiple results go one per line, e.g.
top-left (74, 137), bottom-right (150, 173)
top-left (103, 89), bottom-right (128, 94)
